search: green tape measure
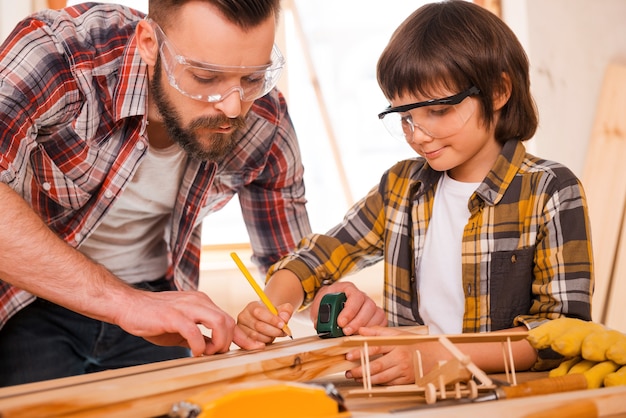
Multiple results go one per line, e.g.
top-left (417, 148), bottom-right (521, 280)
top-left (316, 292), bottom-right (346, 338)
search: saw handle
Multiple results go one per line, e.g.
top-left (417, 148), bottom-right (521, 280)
top-left (500, 373), bottom-right (588, 399)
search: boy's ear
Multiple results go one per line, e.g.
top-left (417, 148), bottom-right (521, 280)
top-left (136, 19), bottom-right (159, 66)
top-left (493, 72), bottom-right (512, 111)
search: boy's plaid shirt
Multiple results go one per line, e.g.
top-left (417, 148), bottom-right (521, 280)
top-left (271, 140), bottom-right (593, 334)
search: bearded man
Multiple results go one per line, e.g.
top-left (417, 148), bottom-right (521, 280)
top-left (0, 0), bottom-right (311, 386)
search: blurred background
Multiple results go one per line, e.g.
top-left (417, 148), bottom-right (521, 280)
top-left (1, 0), bottom-right (626, 335)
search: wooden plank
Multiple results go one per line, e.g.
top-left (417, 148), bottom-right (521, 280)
top-left (33, 353), bottom-right (355, 418)
top-left (2, 330), bottom-right (626, 417)
top-left (605, 209), bottom-right (626, 332)
top-left (391, 385), bottom-right (626, 418)
top-left (340, 331), bottom-right (528, 347)
top-left (0, 336), bottom-right (358, 418)
top-left (581, 63), bottom-right (626, 325)
top-left (0, 330), bottom-right (528, 415)
top-left (0, 330), bottom-right (527, 417)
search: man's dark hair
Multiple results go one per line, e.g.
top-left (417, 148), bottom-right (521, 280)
top-left (149, 0), bottom-right (281, 31)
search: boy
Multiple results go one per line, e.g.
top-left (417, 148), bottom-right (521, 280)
top-left (237, 0), bottom-right (593, 385)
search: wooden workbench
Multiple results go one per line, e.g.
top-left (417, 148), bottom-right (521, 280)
top-left (1, 334), bottom-right (625, 417)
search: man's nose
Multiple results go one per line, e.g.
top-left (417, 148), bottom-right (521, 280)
top-left (213, 87), bottom-right (243, 118)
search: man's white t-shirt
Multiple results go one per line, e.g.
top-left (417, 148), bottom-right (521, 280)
top-left (80, 144), bottom-right (187, 284)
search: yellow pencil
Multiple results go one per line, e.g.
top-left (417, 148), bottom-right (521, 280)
top-left (230, 252), bottom-right (293, 339)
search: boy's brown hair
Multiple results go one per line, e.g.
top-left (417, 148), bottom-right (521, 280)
top-left (377, 0), bottom-right (538, 143)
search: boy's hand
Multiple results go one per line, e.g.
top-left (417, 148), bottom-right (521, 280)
top-left (310, 281), bottom-right (386, 335)
top-left (236, 300), bottom-right (294, 344)
top-left (344, 326), bottom-right (445, 385)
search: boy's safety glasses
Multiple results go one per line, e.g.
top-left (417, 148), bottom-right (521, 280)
top-left (378, 86), bottom-right (480, 141)
top-left (150, 19), bottom-right (285, 103)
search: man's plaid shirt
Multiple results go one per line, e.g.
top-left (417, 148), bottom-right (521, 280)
top-left (0, 4), bottom-right (311, 328)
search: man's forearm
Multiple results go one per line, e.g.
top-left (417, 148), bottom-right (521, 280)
top-left (0, 183), bottom-right (134, 324)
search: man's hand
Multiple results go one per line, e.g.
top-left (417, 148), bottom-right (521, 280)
top-left (310, 281), bottom-right (386, 335)
top-left (116, 289), bottom-right (264, 356)
top-left (0, 184), bottom-right (264, 355)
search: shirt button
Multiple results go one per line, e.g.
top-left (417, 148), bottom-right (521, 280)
top-left (511, 254), bottom-right (517, 263)
top-left (75, 233), bottom-right (82, 242)
top-left (104, 190), bottom-right (114, 199)
top-left (136, 142), bottom-right (146, 151)
top-left (42, 182), bottom-right (51, 191)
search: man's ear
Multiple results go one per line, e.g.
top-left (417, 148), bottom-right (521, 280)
top-left (136, 19), bottom-right (159, 66)
top-left (493, 72), bottom-right (512, 111)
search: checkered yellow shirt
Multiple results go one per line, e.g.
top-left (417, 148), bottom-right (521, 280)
top-left (270, 140), bottom-right (593, 335)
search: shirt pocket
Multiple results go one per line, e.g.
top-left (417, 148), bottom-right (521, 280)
top-left (489, 247), bottom-right (534, 330)
top-left (29, 144), bottom-right (93, 217)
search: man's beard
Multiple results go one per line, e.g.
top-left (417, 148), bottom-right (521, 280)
top-left (150, 57), bottom-right (247, 161)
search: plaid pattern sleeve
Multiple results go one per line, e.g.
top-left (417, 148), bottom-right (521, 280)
top-left (188, 89), bottom-right (312, 278)
top-left (269, 140), bottom-right (593, 339)
top-left (0, 4), bottom-right (146, 328)
top-left (0, 4), bottom-right (311, 327)
top-left (237, 91), bottom-right (312, 272)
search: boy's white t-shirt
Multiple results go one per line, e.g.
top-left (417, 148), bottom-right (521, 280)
top-left (417, 172), bottom-right (480, 334)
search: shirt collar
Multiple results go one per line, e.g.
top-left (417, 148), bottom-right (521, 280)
top-left (411, 139), bottom-right (525, 206)
top-left (475, 139), bottom-right (526, 205)
top-left (113, 33), bottom-right (148, 122)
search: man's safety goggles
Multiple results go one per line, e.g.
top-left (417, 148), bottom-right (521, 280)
top-left (150, 20), bottom-right (285, 103)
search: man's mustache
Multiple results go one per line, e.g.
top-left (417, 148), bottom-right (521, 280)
top-left (189, 115), bottom-right (247, 131)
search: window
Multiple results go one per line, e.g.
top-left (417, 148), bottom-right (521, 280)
top-left (202, 0), bottom-right (425, 245)
top-left (64, 0), bottom-right (430, 246)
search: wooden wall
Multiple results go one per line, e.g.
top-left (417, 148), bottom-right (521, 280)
top-left (582, 64), bottom-right (626, 332)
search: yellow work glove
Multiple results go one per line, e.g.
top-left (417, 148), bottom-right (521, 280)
top-left (527, 317), bottom-right (605, 357)
top-left (582, 360), bottom-right (620, 389)
top-left (604, 365), bottom-right (626, 387)
top-left (550, 321), bottom-right (605, 358)
top-left (527, 317), bottom-right (588, 350)
top-left (548, 356), bottom-right (582, 377)
top-left (529, 318), bottom-right (626, 388)
top-left (606, 336), bottom-right (626, 365)
top-left (581, 329), bottom-right (626, 362)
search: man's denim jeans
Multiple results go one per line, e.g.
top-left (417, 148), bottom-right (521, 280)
top-left (0, 278), bottom-right (191, 387)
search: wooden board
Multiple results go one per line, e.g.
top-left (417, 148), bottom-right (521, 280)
top-left (340, 331), bottom-right (528, 347)
top-left (605, 212), bottom-right (626, 332)
top-left (0, 329), bottom-right (527, 417)
top-left (581, 63), bottom-right (626, 330)
top-left (387, 385), bottom-right (626, 418)
top-left (0, 336), bottom-right (358, 418)
top-left (2, 330), bottom-right (626, 417)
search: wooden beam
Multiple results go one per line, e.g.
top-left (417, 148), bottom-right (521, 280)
top-left (46, 0), bottom-right (66, 9)
top-left (0, 336), bottom-right (357, 417)
top-left (474, 0), bottom-right (502, 18)
top-left (604, 205), bottom-right (626, 332)
top-left (283, 0), bottom-right (354, 207)
top-left (581, 64), bottom-right (626, 329)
